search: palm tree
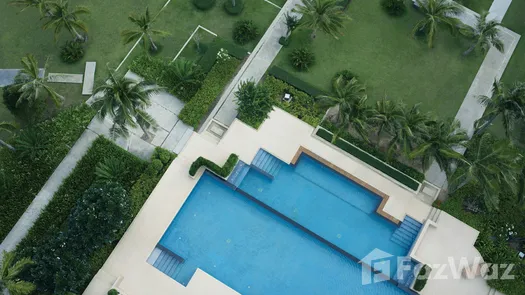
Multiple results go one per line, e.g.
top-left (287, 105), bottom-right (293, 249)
top-left (474, 80), bottom-right (525, 137)
top-left (0, 122), bottom-right (17, 151)
top-left (410, 119), bottom-right (468, 174)
top-left (412, 0), bottom-right (463, 48)
top-left (167, 58), bottom-right (203, 91)
top-left (121, 7), bottom-right (170, 53)
top-left (449, 133), bottom-right (522, 210)
top-left (284, 12), bottom-right (300, 38)
top-left (461, 11), bottom-right (504, 55)
top-left (42, 0), bottom-right (90, 42)
top-left (8, 0), bottom-right (53, 16)
top-left (91, 71), bottom-right (160, 140)
top-left (387, 104), bottom-right (430, 159)
top-left (14, 54), bottom-right (63, 107)
top-left (0, 251), bottom-right (36, 295)
top-left (373, 97), bottom-right (404, 139)
top-left (293, 0), bottom-right (349, 39)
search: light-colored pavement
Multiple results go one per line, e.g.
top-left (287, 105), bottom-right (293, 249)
top-left (47, 73), bottom-right (84, 83)
top-left (0, 68), bottom-right (44, 87)
top-left (425, 2), bottom-right (520, 190)
top-left (199, 0), bottom-right (300, 133)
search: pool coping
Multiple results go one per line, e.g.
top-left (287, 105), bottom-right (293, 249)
top-left (291, 146), bottom-right (401, 226)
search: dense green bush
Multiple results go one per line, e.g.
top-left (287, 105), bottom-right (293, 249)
top-left (189, 154), bottom-right (239, 177)
top-left (279, 36), bottom-right (290, 47)
top-left (263, 75), bottom-right (324, 126)
top-left (413, 265), bottom-right (431, 291)
top-left (179, 55), bottom-right (241, 128)
top-left (381, 0), bottom-right (407, 17)
top-left (60, 40), bottom-right (85, 64)
top-left (224, 0), bottom-right (244, 15)
top-left (193, 0), bottom-right (216, 10)
top-left (108, 289), bottom-right (120, 295)
top-left (332, 69), bottom-right (357, 86)
top-left (31, 181), bottom-right (131, 294)
top-left (267, 66), bottom-right (325, 97)
top-left (0, 105), bottom-right (95, 241)
top-left (233, 20), bottom-right (259, 45)
top-left (197, 38), bottom-right (249, 72)
top-left (236, 81), bottom-right (273, 128)
top-left (289, 47), bottom-right (315, 71)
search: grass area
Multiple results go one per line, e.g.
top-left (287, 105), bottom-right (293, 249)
top-left (274, 0), bottom-right (484, 118)
top-left (458, 0), bottom-right (494, 13)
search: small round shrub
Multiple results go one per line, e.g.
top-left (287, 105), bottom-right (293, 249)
top-left (224, 0), bottom-right (244, 15)
top-left (60, 40), bottom-right (85, 64)
top-left (332, 69), bottom-right (357, 85)
top-left (289, 47), bottom-right (315, 72)
top-left (233, 20), bottom-right (259, 45)
top-left (193, 0), bottom-right (216, 10)
top-left (108, 289), bottom-right (120, 295)
top-left (380, 0), bottom-right (407, 17)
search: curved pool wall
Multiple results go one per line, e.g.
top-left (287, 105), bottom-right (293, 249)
top-left (157, 154), bottom-right (412, 294)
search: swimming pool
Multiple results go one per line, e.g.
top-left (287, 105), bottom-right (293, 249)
top-left (156, 154), bottom-right (412, 294)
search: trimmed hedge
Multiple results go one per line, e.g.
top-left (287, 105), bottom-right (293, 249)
top-left (413, 264), bottom-right (431, 291)
top-left (179, 56), bottom-right (241, 128)
top-left (197, 38), bottom-right (249, 72)
top-left (316, 128), bottom-right (333, 142)
top-left (193, 0), bottom-right (216, 10)
top-left (267, 66), bottom-right (325, 97)
top-left (189, 154), bottom-right (239, 177)
top-left (0, 104), bottom-right (95, 241)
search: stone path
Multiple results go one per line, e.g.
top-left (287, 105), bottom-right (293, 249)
top-left (82, 61), bottom-right (96, 95)
top-left (47, 73), bottom-right (84, 83)
top-left (425, 1), bottom-right (521, 191)
top-left (198, 0), bottom-right (301, 136)
top-left (0, 68), bottom-right (44, 87)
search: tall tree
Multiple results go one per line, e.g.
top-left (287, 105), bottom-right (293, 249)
top-left (410, 119), bottom-right (468, 174)
top-left (91, 71), bottom-right (159, 140)
top-left (14, 54), bottom-right (63, 107)
top-left (8, 0), bottom-right (53, 16)
top-left (475, 80), bottom-right (525, 137)
top-left (461, 11), bottom-right (504, 55)
top-left (0, 122), bottom-right (17, 151)
top-left (449, 133), bottom-right (522, 210)
top-left (293, 0), bottom-right (349, 39)
top-left (317, 77), bottom-right (375, 141)
top-left (387, 104), bottom-right (430, 159)
top-left (412, 0), bottom-right (463, 48)
top-left (0, 251), bottom-right (36, 295)
top-left (121, 7), bottom-right (170, 53)
top-left (373, 97), bottom-right (404, 139)
top-left (42, 0), bottom-right (90, 42)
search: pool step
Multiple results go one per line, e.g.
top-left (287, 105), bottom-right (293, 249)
top-left (391, 216), bottom-right (422, 250)
top-left (151, 248), bottom-right (184, 279)
top-left (251, 149), bottom-right (282, 179)
top-left (227, 161), bottom-right (250, 188)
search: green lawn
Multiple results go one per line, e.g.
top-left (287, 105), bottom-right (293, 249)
top-left (0, 0), bottom-right (279, 133)
top-left (274, 0), bottom-right (485, 118)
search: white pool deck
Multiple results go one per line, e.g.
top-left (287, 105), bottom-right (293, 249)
top-left (84, 108), bottom-right (492, 295)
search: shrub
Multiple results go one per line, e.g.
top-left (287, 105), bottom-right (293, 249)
top-left (197, 38), bottom-right (249, 72)
top-left (316, 128), bottom-right (333, 142)
top-left (279, 36), bottom-right (290, 47)
top-left (0, 105), bottom-right (95, 241)
top-left (289, 47), bottom-right (315, 71)
top-left (381, 0), bottom-right (407, 17)
top-left (236, 81), bottom-right (273, 128)
top-left (189, 154), bottom-right (239, 177)
top-left (224, 0), bottom-right (244, 15)
top-left (263, 75), bottom-right (324, 126)
top-left (15, 128), bottom-right (50, 161)
top-left (332, 69), bottom-right (357, 86)
top-left (267, 66), bottom-right (325, 97)
top-left (413, 265), bottom-right (431, 291)
top-left (108, 289), bottom-right (120, 295)
top-left (60, 40), bottom-right (85, 64)
top-left (233, 20), bottom-right (259, 45)
top-left (179, 55), bottom-right (241, 128)
top-left (193, 0), bottom-right (216, 10)
top-left (95, 158), bottom-right (127, 183)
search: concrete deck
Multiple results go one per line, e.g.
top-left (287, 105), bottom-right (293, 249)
top-left (84, 108), bottom-right (487, 295)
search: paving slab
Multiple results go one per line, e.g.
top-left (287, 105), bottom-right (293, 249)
top-left (47, 73), bottom-right (84, 83)
top-left (0, 68), bottom-right (44, 87)
top-left (161, 120), bottom-right (193, 152)
top-left (82, 62), bottom-right (96, 95)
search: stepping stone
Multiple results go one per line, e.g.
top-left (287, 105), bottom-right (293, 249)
top-left (82, 61), bottom-right (96, 95)
top-left (0, 69), bottom-right (44, 87)
top-left (47, 73), bottom-right (83, 84)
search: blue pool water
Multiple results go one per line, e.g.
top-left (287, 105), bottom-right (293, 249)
top-left (158, 155), bottom-right (409, 295)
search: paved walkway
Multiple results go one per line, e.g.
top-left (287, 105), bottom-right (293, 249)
top-left (425, 1), bottom-right (521, 190)
top-left (199, 0), bottom-right (301, 135)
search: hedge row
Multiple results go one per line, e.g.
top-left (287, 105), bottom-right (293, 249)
top-left (263, 76), bottom-right (324, 127)
top-left (178, 57), bottom-right (241, 128)
top-left (189, 154), bottom-right (239, 177)
top-left (315, 128), bottom-right (422, 190)
top-left (16, 136), bottom-right (147, 257)
top-left (267, 66), bottom-right (326, 97)
top-left (0, 104), bottom-right (95, 240)
top-left (197, 38), bottom-right (249, 72)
